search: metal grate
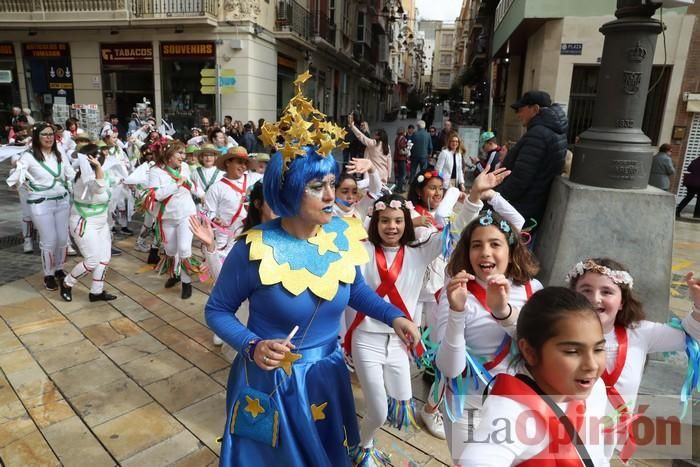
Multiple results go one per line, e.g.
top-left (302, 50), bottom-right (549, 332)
top-left (676, 112), bottom-right (700, 201)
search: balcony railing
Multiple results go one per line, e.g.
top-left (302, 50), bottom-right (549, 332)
top-left (314, 11), bottom-right (336, 47)
top-left (276, 0), bottom-right (312, 42)
top-left (0, 0), bottom-right (218, 19)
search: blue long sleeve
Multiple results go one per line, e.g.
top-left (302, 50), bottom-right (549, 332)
top-left (204, 240), bottom-right (260, 351)
top-left (349, 266), bottom-right (403, 326)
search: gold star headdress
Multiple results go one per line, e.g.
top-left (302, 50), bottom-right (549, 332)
top-left (259, 71), bottom-right (348, 173)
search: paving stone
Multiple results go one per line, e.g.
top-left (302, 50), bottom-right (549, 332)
top-left (101, 332), bottom-right (165, 365)
top-left (82, 322), bottom-right (126, 347)
top-left (32, 338), bottom-right (102, 374)
top-left (168, 447), bottom-right (219, 467)
top-left (70, 378), bottom-right (152, 427)
top-left (19, 321), bottom-right (84, 353)
top-left (93, 402), bottom-right (183, 462)
top-left (52, 357), bottom-right (125, 398)
top-left (174, 391), bottom-right (227, 454)
top-left (66, 303), bottom-right (123, 328)
top-left (0, 429), bottom-right (61, 466)
top-left (145, 367), bottom-right (222, 413)
top-left (120, 430), bottom-right (202, 467)
top-left (42, 416), bottom-right (115, 466)
top-left (122, 349), bottom-right (192, 386)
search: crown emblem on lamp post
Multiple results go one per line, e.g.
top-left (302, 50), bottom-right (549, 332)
top-left (627, 40), bottom-right (647, 63)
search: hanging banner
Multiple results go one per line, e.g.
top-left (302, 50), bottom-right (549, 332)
top-left (100, 43), bottom-right (153, 65)
top-left (0, 43), bottom-right (14, 57)
top-left (161, 41), bottom-right (215, 58)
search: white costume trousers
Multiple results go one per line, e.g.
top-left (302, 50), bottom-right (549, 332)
top-left (162, 218), bottom-right (193, 283)
top-left (19, 188), bottom-right (33, 240)
top-left (66, 214), bottom-right (112, 294)
top-left (351, 330), bottom-right (413, 448)
top-left (30, 197), bottom-right (70, 276)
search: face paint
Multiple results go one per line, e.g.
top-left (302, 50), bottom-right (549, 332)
top-left (304, 176), bottom-right (336, 200)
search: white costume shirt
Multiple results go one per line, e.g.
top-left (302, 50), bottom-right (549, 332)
top-left (147, 165), bottom-right (197, 220)
top-left (18, 151), bottom-right (74, 200)
top-left (463, 376), bottom-right (611, 466)
top-left (191, 166), bottom-right (224, 199)
top-left (205, 174), bottom-right (249, 234)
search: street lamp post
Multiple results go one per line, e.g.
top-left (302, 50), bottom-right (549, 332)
top-left (535, 0), bottom-right (675, 324)
top-left (570, 0), bottom-right (663, 188)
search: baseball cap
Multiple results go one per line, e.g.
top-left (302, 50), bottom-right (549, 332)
top-left (480, 131), bottom-right (496, 146)
top-left (511, 91), bottom-right (552, 110)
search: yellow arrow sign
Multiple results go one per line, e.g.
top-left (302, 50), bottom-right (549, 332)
top-left (200, 86), bottom-right (216, 95)
top-left (200, 77), bottom-right (217, 86)
top-left (221, 87), bottom-right (236, 95)
top-left (200, 68), bottom-right (216, 77)
top-left (220, 69), bottom-right (236, 77)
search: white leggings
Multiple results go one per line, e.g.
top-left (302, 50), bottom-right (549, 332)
top-left (19, 189), bottom-right (33, 240)
top-left (29, 196), bottom-right (70, 276)
top-left (352, 330), bottom-right (413, 448)
top-left (161, 218), bottom-right (193, 283)
top-left (66, 214), bottom-right (112, 294)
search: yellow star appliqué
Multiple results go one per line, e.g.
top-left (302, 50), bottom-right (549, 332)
top-left (311, 402), bottom-right (328, 421)
top-left (308, 229), bottom-right (339, 255)
top-left (244, 395), bottom-right (265, 418)
top-left (294, 70), bottom-right (312, 87)
top-left (278, 351), bottom-right (302, 376)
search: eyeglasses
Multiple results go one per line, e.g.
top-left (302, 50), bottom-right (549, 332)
top-left (39, 132), bottom-right (55, 137)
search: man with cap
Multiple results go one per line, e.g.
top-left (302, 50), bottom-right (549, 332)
top-left (249, 152), bottom-right (270, 175)
top-left (205, 146), bottom-right (261, 249)
top-left (495, 90), bottom-right (568, 234)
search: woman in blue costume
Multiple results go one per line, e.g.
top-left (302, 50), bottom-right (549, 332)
top-left (205, 72), bottom-right (421, 467)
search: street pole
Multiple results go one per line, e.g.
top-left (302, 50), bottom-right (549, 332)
top-left (487, 60), bottom-right (494, 131)
top-left (535, 0), bottom-right (675, 324)
top-left (570, 0), bottom-right (663, 188)
top-left (216, 63), bottom-right (222, 124)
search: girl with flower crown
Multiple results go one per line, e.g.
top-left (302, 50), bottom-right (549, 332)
top-left (344, 167), bottom-right (510, 463)
top-left (407, 165), bottom-right (519, 438)
top-left (567, 257), bottom-right (700, 463)
top-left (436, 207), bottom-right (542, 464)
top-left (147, 139), bottom-right (204, 299)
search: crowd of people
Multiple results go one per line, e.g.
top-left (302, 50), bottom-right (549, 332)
top-left (3, 82), bottom-right (700, 467)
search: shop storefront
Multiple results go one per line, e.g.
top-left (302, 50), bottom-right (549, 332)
top-left (100, 42), bottom-right (154, 126)
top-left (0, 43), bottom-right (20, 137)
top-left (23, 42), bottom-right (74, 122)
top-left (160, 41), bottom-right (216, 134)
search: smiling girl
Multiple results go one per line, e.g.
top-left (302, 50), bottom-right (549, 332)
top-left (462, 287), bottom-right (610, 466)
top-left (345, 168), bottom-right (510, 460)
top-left (333, 158), bottom-right (382, 220)
top-left (436, 208), bottom-right (541, 463)
top-left (568, 258), bottom-right (700, 462)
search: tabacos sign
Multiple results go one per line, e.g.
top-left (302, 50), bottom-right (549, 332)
top-left (101, 43), bottom-right (153, 65)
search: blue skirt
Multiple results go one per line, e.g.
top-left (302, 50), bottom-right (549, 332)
top-left (220, 339), bottom-right (360, 466)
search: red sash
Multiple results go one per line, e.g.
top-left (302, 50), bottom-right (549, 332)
top-left (602, 325), bottom-right (636, 462)
top-left (344, 246), bottom-right (425, 356)
top-left (467, 281), bottom-right (533, 371)
top-left (218, 175), bottom-right (247, 228)
top-left (414, 204), bottom-right (442, 231)
top-left (490, 374), bottom-right (587, 467)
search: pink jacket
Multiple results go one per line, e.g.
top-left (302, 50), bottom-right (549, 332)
top-left (349, 123), bottom-right (392, 183)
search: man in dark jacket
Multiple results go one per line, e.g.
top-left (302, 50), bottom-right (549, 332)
top-left (410, 120), bottom-right (433, 182)
top-left (496, 91), bottom-right (568, 229)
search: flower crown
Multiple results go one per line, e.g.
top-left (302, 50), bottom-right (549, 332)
top-left (416, 170), bottom-right (439, 184)
top-left (566, 259), bottom-right (634, 288)
top-left (478, 210), bottom-right (517, 245)
top-left (257, 70), bottom-right (348, 174)
top-left (368, 198), bottom-right (414, 216)
top-left (148, 137), bottom-right (172, 156)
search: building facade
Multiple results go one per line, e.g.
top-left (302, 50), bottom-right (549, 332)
top-left (0, 0), bottom-right (404, 135)
top-left (417, 19), bottom-right (441, 96)
top-left (431, 23), bottom-right (456, 93)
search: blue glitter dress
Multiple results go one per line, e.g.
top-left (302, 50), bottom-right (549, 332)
top-left (205, 217), bottom-right (403, 466)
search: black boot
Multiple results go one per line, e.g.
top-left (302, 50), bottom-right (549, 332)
top-left (54, 270), bottom-right (66, 282)
top-left (89, 291), bottom-right (117, 302)
top-left (181, 282), bottom-right (192, 299)
top-left (44, 275), bottom-right (57, 291)
top-left (60, 281), bottom-right (72, 302)
top-left (165, 276), bottom-right (181, 288)
top-left (147, 247), bottom-right (160, 265)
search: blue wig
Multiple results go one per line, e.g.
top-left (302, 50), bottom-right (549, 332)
top-left (264, 146), bottom-right (339, 218)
